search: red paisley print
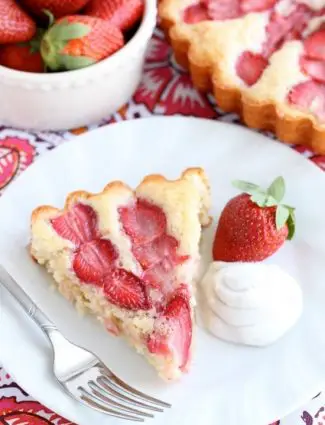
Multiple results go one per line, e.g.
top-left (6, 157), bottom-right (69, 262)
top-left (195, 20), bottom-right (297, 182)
top-left (135, 67), bottom-right (174, 110)
top-left (0, 137), bottom-right (35, 190)
top-left (0, 397), bottom-right (72, 425)
top-left (134, 30), bottom-right (217, 118)
top-left (1, 24), bottom-right (325, 425)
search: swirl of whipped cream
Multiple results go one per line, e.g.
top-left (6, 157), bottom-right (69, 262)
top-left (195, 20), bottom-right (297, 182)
top-left (200, 262), bottom-right (303, 347)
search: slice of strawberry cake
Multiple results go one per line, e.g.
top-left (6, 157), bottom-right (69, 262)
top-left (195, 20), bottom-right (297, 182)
top-left (30, 168), bottom-right (211, 380)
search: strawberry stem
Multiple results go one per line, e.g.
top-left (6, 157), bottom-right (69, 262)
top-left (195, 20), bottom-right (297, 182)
top-left (43, 9), bottom-right (55, 27)
top-left (232, 176), bottom-right (296, 239)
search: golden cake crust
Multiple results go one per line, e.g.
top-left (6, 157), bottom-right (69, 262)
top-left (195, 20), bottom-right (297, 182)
top-left (158, 0), bottom-right (325, 153)
top-left (31, 168), bottom-right (211, 225)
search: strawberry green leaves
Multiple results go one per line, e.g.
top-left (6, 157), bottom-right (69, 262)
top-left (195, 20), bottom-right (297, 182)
top-left (40, 15), bottom-right (124, 72)
top-left (47, 21), bottom-right (91, 41)
top-left (276, 204), bottom-right (290, 230)
top-left (41, 20), bottom-right (95, 71)
top-left (232, 176), bottom-right (296, 240)
top-left (268, 176), bottom-right (285, 203)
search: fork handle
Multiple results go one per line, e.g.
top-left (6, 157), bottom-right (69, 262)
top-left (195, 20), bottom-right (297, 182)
top-left (0, 265), bottom-right (58, 336)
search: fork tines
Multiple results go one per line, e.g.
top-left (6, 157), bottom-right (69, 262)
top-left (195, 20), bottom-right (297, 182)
top-left (78, 366), bottom-right (171, 422)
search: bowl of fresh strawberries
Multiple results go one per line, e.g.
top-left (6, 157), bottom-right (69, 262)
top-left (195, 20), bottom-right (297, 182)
top-left (0, 0), bottom-right (156, 130)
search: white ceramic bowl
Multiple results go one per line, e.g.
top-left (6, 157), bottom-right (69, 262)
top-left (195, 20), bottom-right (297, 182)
top-left (0, 1), bottom-right (156, 131)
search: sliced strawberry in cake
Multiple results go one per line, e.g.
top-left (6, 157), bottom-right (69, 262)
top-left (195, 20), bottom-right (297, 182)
top-left (30, 168), bottom-right (211, 380)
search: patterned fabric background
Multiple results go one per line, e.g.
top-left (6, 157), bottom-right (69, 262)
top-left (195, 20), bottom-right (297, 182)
top-left (0, 27), bottom-right (325, 425)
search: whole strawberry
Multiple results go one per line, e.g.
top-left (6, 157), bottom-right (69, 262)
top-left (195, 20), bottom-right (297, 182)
top-left (20, 0), bottom-right (91, 18)
top-left (40, 15), bottom-right (124, 71)
top-left (0, 43), bottom-right (44, 72)
top-left (85, 0), bottom-right (144, 32)
top-left (0, 29), bottom-right (45, 72)
top-left (213, 177), bottom-right (295, 262)
top-left (0, 0), bottom-right (36, 44)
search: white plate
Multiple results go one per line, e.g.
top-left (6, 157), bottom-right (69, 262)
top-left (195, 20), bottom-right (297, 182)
top-left (1, 116), bottom-right (325, 425)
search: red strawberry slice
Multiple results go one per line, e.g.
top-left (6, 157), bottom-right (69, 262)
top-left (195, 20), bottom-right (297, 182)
top-left (103, 268), bottom-right (150, 310)
top-left (304, 29), bottom-right (325, 61)
top-left (288, 80), bottom-right (325, 121)
top-left (301, 58), bottom-right (325, 83)
top-left (142, 259), bottom-right (175, 294)
top-left (204, 0), bottom-right (241, 20)
top-left (133, 234), bottom-right (187, 269)
top-left (73, 239), bottom-right (118, 284)
top-left (236, 51), bottom-right (268, 86)
top-left (183, 3), bottom-right (210, 24)
top-left (173, 283), bottom-right (191, 300)
top-left (147, 292), bottom-right (192, 371)
top-left (240, 0), bottom-right (276, 12)
top-left (51, 203), bottom-right (99, 246)
top-left (85, 0), bottom-right (144, 32)
top-left (262, 5), bottom-right (311, 58)
top-left (119, 200), bottom-right (167, 244)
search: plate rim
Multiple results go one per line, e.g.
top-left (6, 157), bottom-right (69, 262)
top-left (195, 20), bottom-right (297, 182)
top-left (1, 116), bottom-right (325, 425)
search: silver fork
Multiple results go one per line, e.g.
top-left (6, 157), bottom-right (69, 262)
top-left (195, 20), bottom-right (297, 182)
top-left (0, 265), bottom-right (171, 422)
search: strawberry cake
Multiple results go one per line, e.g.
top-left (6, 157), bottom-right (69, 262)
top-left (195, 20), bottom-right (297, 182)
top-left (159, 0), bottom-right (325, 153)
top-left (30, 168), bottom-right (211, 380)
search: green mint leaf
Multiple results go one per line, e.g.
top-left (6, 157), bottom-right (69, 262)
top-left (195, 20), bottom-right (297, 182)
top-left (268, 176), bottom-right (285, 203)
top-left (250, 193), bottom-right (268, 207)
top-left (59, 54), bottom-right (96, 70)
top-left (49, 22), bottom-right (91, 42)
top-left (232, 180), bottom-right (263, 195)
top-left (276, 204), bottom-right (290, 230)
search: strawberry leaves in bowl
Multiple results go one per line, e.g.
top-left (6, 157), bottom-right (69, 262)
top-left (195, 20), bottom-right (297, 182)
top-left (40, 15), bottom-right (124, 72)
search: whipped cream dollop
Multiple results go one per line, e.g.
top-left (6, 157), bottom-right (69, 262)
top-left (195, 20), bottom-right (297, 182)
top-left (200, 262), bottom-right (303, 347)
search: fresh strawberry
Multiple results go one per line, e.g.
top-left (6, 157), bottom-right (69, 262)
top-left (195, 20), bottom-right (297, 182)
top-left (288, 81), bottom-right (325, 121)
top-left (236, 51), bottom-right (268, 86)
top-left (119, 200), bottom-right (167, 245)
top-left (85, 0), bottom-right (144, 32)
top-left (51, 203), bottom-right (99, 246)
top-left (0, 43), bottom-right (44, 73)
top-left (73, 239), bottom-right (118, 284)
top-left (147, 290), bottom-right (192, 371)
top-left (20, 0), bottom-right (91, 19)
top-left (213, 177), bottom-right (296, 262)
top-left (0, 0), bottom-right (36, 44)
top-left (40, 15), bottom-right (124, 71)
top-left (103, 268), bottom-right (150, 310)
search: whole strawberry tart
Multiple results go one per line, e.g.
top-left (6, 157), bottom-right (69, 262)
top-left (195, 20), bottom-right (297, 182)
top-left (159, 0), bottom-right (325, 152)
top-left (30, 168), bottom-right (211, 380)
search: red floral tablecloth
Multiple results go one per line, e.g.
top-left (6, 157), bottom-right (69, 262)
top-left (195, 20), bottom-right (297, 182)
top-left (1, 27), bottom-right (325, 425)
